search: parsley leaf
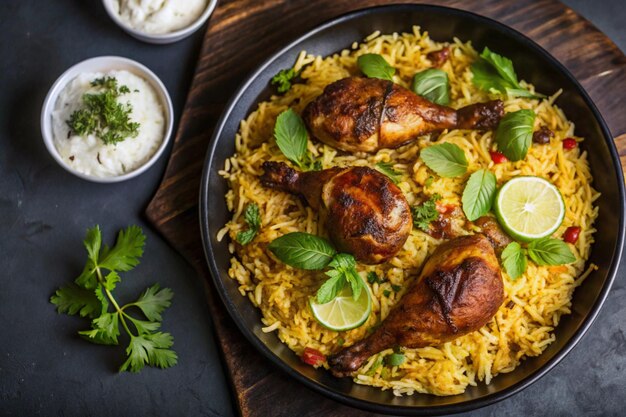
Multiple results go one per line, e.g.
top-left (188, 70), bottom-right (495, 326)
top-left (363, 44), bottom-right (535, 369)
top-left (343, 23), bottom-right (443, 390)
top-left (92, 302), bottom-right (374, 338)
top-left (132, 284), bottom-right (174, 322)
top-left (375, 162), bottom-right (401, 184)
top-left (50, 283), bottom-right (102, 318)
top-left (357, 54), bottom-right (395, 81)
top-left (501, 242), bottom-right (527, 280)
top-left (236, 203), bottom-right (261, 245)
top-left (50, 225), bottom-right (177, 373)
top-left (411, 194), bottom-right (442, 232)
top-left (420, 143), bottom-right (468, 178)
top-left (271, 68), bottom-right (300, 94)
top-left (462, 169), bottom-right (497, 221)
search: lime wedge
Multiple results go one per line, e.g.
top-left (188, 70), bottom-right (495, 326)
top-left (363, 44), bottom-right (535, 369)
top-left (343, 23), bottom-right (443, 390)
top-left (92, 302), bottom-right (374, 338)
top-left (494, 176), bottom-right (565, 242)
top-left (309, 278), bottom-right (371, 332)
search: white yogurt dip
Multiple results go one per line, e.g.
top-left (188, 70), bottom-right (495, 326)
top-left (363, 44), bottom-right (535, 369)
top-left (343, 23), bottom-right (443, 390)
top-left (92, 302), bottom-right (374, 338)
top-left (113, 0), bottom-right (208, 34)
top-left (51, 70), bottom-right (164, 178)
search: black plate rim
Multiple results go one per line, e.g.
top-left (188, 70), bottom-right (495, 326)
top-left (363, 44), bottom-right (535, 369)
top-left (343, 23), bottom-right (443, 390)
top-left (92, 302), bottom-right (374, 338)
top-left (199, 4), bottom-right (625, 415)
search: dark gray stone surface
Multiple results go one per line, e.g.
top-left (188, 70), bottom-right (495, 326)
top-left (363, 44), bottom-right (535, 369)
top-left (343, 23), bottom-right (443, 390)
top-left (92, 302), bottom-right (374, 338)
top-left (0, 1), bottom-right (624, 416)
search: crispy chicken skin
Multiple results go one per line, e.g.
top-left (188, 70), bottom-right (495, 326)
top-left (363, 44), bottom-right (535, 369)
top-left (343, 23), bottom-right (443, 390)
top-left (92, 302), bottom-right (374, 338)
top-left (328, 234), bottom-right (504, 377)
top-left (260, 161), bottom-right (412, 264)
top-left (302, 77), bottom-right (504, 153)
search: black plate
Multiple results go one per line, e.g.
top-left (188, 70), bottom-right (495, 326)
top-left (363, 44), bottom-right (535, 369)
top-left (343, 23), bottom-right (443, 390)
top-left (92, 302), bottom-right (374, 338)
top-left (200, 4), bottom-right (625, 415)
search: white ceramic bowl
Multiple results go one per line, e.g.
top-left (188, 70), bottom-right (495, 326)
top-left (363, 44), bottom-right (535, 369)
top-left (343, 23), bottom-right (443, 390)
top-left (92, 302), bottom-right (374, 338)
top-left (101, 0), bottom-right (218, 44)
top-left (41, 56), bottom-right (174, 183)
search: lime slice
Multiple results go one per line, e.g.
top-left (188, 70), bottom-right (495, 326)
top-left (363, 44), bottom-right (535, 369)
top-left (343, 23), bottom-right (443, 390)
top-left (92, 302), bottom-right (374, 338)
top-left (309, 279), bottom-right (371, 332)
top-left (494, 176), bottom-right (565, 242)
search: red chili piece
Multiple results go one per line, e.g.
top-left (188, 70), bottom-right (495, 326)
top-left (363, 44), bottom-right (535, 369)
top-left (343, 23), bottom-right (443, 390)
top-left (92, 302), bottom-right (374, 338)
top-left (563, 138), bottom-right (577, 150)
top-left (563, 226), bottom-right (581, 244)
top-left (490, 151), bottom-right (508, 164)
top-left (302, 347), bottom-right (326, 366)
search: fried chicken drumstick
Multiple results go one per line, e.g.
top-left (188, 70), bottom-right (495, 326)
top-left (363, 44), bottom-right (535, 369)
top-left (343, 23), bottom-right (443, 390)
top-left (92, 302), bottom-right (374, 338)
top-left (303, 77), bottom-right (504, 153)
top-left (328, 234), bottom-right (504, 377)
top-left (260, 161), bottom-right (412, 264)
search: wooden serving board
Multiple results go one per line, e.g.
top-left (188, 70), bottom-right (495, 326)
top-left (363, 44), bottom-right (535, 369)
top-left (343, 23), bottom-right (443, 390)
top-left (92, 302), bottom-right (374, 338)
top-left (146, 1), bottom-right (626, 415)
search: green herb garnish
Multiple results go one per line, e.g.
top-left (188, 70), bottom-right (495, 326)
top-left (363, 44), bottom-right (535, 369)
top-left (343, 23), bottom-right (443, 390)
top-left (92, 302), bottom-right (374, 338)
top-left (411, 193), bottom-right (442, 232)
top-left (411, 68), bottom-right (450, 105)
top-left (383, 290), bottom-right (391, 297)
top-left (67, 77), bottom-right (140, 145)
top-left (385, 352), bottom-right (406, 366)
top-left (274, 109), bottom-right (319, 170)
top-left (268, 232), bottom-right (336, 270)
top-left (271, 68), bottom-right (300, 93)
top-left (495, 110), bottom-right (536, 161)
top-left (462, 169), bottom-right (497, 221)
top-left (357, 54), bottom-right (395, 81)
top-left (268, 232), bottom-right (366, 305)
top-left (424, 176), bottom-right (435, 188)
top-left (500, 238), bottom-right (575, 279)
top-left (367, 271), bottom-right (385, 284)
top-left (471, 47), bottom-right (544, 99)
top-left (236, 203), bottom-right (261, 245)
top-left (50, 225), bottom-right (177, 373)
top-left (420, 143), bottom-right (468, 178)
top-left (501, 242), bottom-right (527, 280)
top-left (375, 162), bottom-right (401, 184)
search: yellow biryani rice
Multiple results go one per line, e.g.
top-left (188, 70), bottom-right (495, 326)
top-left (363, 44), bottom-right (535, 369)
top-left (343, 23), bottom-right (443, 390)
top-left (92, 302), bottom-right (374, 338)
top-left (217, 27), bottom-right (599, 396)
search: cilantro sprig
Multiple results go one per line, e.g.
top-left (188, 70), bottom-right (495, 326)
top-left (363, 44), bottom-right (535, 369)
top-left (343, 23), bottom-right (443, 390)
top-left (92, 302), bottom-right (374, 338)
top-left (50, 225), bottom-right (177, 373)
top-left (270, 68), bottom-right (300, 94)
top-left (236, 203), bottom-right (261, 245)
top-left (411, 194), bottom-right (442, 232)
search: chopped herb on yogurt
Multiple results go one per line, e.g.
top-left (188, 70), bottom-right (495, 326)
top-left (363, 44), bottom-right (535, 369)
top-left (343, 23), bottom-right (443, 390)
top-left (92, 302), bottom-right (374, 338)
top-left (67, 76), bottom-right (140, 145)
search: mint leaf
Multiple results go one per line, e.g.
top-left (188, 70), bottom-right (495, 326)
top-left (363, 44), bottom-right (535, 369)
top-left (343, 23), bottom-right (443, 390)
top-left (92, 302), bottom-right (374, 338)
top-left (357, 54), bottom-right (395, 81)
top-left (501, 242), bottom-right (527, 280)
top-left (316, 273), bottom-right (346, 304)
top-left (50, 283), bottom-right (102, 318)
top-left (274, 109), bottom-right (308, 168)
top-left (268, 232), bottom-right (336, 270)
top-left (480, 47), bottom-right (518, 87)
top-left (236, 203), bottom-right (261, 245)
top-left (133, 284), bottom-right (174, 322)
top-left (495, 110), bottom-right (536, 161)
top-left (420, 143), bottom-right (468, 178)
top-left (528, 238), bottom-right (576, 266)
top-left (375, 162), bottom-right (401, 184)
top-left (98, 225), bottom-right (145, 272)
top-left (462, 170), bottom-right (497, 221)
top-left (411, 68), bottom-right (450, 105)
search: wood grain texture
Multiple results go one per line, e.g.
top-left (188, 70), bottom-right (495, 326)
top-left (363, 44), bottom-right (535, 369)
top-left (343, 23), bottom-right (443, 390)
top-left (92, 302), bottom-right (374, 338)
top-left (145, 1), bottom-right (626, 416)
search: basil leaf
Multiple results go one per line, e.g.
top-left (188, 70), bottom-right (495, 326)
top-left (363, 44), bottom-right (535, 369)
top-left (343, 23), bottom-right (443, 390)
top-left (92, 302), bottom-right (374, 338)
top-left (268, 232), bottom-right (336, 270)
top-left (495, 110), bottom-right (536, 161)
top-left (375, 162), bottom-right (401, 184)
top-left (462, 169), bottom-right (497, 221)
top-left (316, 273), bottom-right (346, 304)
top-left (411, 68), bottom-right (450, 105)
top-left (471, 59), bottom-right (510, 94)
top-left (480, 47), bottom-right (518, 87)
top-left (274, 109), bottom-right (308, 168)
top-left (501, 242), bottom-right (527, 280)
top-left (527, 238), bottom-right (576, 266)
top-left (357, 54), bottom-right (395, 81)
top-left (420, 143), bottom-right (468, 178)
top-left (385, 353), bottom-right (406, 366)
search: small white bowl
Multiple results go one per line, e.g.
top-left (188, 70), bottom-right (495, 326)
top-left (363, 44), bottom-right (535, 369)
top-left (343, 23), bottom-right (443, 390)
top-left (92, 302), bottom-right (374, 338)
top-left (41, 56), bottom-right (174, 183)
top-left (101, 0), bottom-right (218, 44)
